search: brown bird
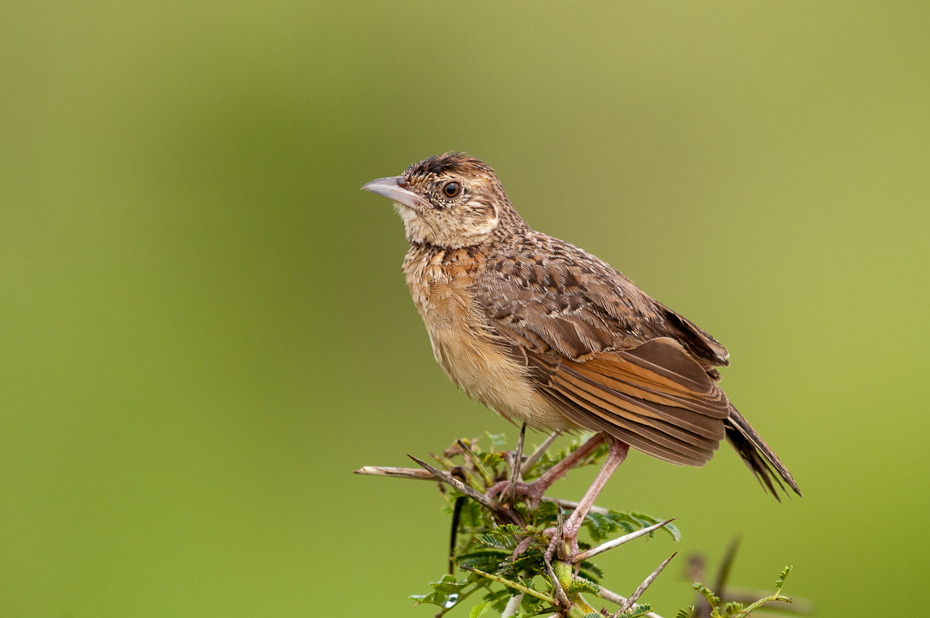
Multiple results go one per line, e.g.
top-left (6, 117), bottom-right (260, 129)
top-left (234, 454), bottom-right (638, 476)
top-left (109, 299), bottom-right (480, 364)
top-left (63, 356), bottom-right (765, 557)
top-left (362, 153), bottom-right (799, 553)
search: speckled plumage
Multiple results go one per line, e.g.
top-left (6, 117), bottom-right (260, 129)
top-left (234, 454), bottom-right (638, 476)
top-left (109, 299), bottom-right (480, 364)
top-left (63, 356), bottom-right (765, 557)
top-left (365, 153), bottom-right (799, 498)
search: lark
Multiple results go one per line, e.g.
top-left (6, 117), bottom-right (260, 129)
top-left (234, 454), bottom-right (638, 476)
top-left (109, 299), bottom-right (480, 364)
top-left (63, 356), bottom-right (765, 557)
top-left (363, 153), bottom-right (799, 555)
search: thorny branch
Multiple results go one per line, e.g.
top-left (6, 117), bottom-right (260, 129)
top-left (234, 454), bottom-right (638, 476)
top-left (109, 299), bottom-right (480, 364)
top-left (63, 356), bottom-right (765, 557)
top-left (356, 431), bottom-right (677, 617)
top-left (356, 431), bottom-right (804, 617)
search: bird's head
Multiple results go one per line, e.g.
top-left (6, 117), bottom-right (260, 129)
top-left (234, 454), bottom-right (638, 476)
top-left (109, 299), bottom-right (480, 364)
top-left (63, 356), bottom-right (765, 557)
top-left (362, 153), bottom-right (519, 248)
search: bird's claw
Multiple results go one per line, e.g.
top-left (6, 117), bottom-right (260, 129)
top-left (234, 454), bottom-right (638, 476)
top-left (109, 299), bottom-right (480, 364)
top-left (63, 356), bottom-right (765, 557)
top-left (486, 479), bottom-right (547, 509)
top-left (542, 525), bottom-right (581, 563)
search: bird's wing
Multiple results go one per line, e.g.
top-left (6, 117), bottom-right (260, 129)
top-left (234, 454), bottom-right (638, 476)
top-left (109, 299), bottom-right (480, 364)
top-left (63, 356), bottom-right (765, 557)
top-left (476, 245), bottom-right (730, 465)
top-left (530, 341), bottom-right (729, 465)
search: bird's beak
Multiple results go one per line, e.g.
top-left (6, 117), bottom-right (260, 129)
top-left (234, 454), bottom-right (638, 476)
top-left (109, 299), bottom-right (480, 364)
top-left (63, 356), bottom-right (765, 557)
top-left (361, 176), bottom-right (428, 210)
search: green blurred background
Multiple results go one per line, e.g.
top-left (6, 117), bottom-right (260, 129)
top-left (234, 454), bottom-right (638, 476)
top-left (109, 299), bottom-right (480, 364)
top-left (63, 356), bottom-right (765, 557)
top-left (2, 2), bottom-right (928, 616)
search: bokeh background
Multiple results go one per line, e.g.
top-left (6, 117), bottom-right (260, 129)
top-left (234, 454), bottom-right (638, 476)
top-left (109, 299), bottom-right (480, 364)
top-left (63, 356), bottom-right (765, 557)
top-left (3, 2), bottom-right (928, 616)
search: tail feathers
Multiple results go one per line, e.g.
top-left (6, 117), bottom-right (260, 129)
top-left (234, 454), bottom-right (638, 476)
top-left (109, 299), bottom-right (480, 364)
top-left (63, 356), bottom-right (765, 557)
top-left (725, 407), bottom-right (801, 500)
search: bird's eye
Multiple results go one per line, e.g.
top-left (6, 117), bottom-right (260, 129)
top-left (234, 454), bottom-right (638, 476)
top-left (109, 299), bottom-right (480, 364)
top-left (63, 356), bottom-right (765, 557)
top-left (442, 181), bottom-right (462, 198)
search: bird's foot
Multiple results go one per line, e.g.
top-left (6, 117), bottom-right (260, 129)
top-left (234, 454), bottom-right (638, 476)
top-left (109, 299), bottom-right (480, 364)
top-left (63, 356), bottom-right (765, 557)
top-left (542, 524), bottom-right (581, 563)
top-left (486, 433), bottom-right (607, 509)
top-left (485, 478), bottom-right (548, 509)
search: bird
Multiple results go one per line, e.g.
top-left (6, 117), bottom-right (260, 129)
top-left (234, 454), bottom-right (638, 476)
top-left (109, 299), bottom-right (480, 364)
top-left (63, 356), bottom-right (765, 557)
top-left (362, 153), bottom-right (799, 553)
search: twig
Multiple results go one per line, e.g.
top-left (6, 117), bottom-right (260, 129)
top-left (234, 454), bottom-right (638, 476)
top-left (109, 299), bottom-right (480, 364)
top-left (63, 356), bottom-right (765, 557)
top-left (521, 431), bottom-right (559, 477)
top-left (354, 465), bottom-right (434, 480)
top-left (612, 552), bottom-right (677, 617)
top-left (544, 557), bottom-right (570, 608)
top-left (572, 518), bottom-right (677, 563)
top-left (725, 590), bottom-right (809, 614)
top-left (740, 593), bottom-right (793, 615)
top-left (456, 439), bottom-right (495, 486)
top-left (460, 566), bottom-right (556, 605)
top-left (407, 455), bottom-right (518, 524)
top-left (597, 584), bottom-right (667, 618)
top-left (541, 496), bottom-right (611, 516)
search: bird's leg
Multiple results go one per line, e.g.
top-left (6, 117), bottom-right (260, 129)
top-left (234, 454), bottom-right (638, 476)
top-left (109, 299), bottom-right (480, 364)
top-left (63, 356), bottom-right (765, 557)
top-left (519, 431), bottom-right (560, 477)
top-left (546, 437), bottom-right (629, 561)
top-left (487, 433), bottom-right (605, 509)
top-left (503, 424), bottom-right (527, 506)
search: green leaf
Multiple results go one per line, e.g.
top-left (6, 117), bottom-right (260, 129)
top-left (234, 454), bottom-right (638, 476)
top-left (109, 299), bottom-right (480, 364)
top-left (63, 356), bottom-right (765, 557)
top-left (469, 600), bottom-right (492, 618)
top-left (481, 588), bottom-right (520, 614)
top-left (565, 575), bottom-right (600, 596)
top-left (576, 559), bottom-right (604, 584)
top-left (675, 606), bottom-right (694, 618)
top-left (478, 451), bottom-right (506, 471)
top-left (612, 605), bottom-right (653, 618)
top-left (410, 574), bottom-right (469, 609)
top-left (457, 549), bottom-right (511, 573)
top-left (627, 603), bottom-right (654, 617)
top-left (475, 526), bottom-right (523, 550)
top-left (776, 565), bottom-right (792, 589)
top-left (582, 511), bottom-right (615, 541)
top-left (662, 521), bottom-right (681, 542)
top-left (692, 582), bottom-right (720, 608)
top-left (581, 509), bottom-right (679, 544)
top-left (528, 499), bottom-right (560, 528)
top-left (723, 601), bottom-right (744, 615)
top-left (629, 512), bottom-right (680, 541)
top-left (485, 432), bottom-right (508, 449)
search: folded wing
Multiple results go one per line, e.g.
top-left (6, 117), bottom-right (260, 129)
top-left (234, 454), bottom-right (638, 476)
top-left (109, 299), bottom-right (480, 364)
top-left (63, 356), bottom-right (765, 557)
top-left (531, 338), bottom-right (729, 466)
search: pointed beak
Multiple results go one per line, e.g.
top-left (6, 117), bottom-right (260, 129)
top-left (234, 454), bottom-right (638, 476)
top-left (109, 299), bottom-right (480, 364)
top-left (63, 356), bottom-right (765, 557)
top-left (361, 176), bottom-right (428, 210)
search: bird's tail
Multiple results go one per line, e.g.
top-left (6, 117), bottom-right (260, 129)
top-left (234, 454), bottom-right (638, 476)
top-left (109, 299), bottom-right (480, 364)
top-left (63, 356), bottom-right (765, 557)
top-left (725, 406), bottom-right (801, 500)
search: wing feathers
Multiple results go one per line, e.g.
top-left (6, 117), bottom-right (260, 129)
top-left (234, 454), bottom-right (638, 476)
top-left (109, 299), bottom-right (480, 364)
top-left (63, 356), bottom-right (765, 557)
top-left (568, 355), bottom-right (729, 420)
top-left (556, 364), bottom-right (726, 441)
top-left (533, 338), bottom-right (730, 466)
top-left (541, 389), bottom-right (712, 466)
top-left (726, 406), bottom-right (801, 498)
top-left (618, 338), bottom-right (716, 391)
